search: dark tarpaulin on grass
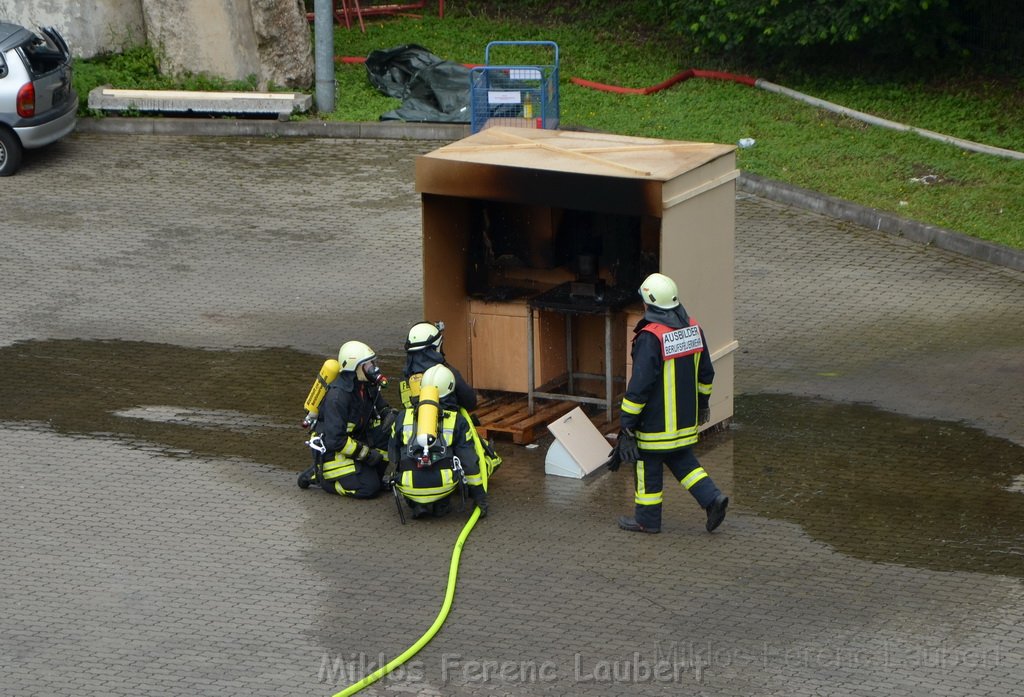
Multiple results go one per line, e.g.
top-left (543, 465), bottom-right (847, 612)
top-left (364, 44), bottom-right (470, 123)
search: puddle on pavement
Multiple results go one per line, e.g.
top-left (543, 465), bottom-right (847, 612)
top-left (2, 339), bottom-right (1021, 578)
top-left (0, 339), bottom-right (407, 471)
top-left (734, 394), bottom-right (1024, 578)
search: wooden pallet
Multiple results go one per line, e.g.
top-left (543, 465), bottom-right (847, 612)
top-left (475, 391), bottom-right (620, 445)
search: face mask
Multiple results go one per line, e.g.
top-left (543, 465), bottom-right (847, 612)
top-left (361, 360), bottom-right (389, 387)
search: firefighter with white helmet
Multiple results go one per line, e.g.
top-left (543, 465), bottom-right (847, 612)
top-left (387, 363), bottom-right (495, 519)
top-left (297, 340), bottom-right (394, 498)
top-left (608, 272), bottom-right (729, 533)
top-left (400, 320), bottom-right (477, 411)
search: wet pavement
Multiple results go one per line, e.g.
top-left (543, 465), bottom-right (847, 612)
top-left (1, 131), bottom-right (1022, 697)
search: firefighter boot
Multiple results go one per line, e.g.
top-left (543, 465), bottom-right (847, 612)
top-left (617, 516), bottom-right (660, 534)
top-left (472, 490), bottom-right (489, 519)
top-left (705, 494), bottom-right (729, 532)
top-left (297, 466), bottom-right (317, 489)
top-left (432, 497), bottom-right (452, 518)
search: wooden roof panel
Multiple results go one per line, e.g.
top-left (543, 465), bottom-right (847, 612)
top-left (423, 127), bottom-right (735, 181)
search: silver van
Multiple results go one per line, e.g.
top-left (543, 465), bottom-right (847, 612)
top-left (0, 23), bottom-right (76, 176)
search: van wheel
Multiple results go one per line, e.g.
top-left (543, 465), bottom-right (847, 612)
top-left (0, 128), bottom-right (23, 176)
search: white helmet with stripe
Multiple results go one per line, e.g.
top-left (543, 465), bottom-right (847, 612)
top-left (638, 272), bottom-right (679, 309)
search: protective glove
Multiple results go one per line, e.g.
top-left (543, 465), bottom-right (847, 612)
top-left (606, 449), bottom-right (622, 472)
top-left (607, 429), bottom-right (639, 471)
top-left (352, 441), bottom-right (383, 467)
top-left (618, 428), bottom-right (640, 463)
top-left (698, 407), bottom-right (711, 426)
top-left (379, 408), bottom-right (399, 434)
top-left (362, 448), bottom-right (384, 470)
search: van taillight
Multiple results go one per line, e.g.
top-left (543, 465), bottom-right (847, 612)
top-left (17, 82), bottom-right (35, 117)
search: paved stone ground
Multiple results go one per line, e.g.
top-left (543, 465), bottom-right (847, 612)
top-left (1, 132), bottom-right (1022, 697)
top-left (735, 194), bottom-right (1024, 448)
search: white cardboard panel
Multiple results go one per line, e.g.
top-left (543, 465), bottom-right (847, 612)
top-left (545, 407), bottom-right (612, 478)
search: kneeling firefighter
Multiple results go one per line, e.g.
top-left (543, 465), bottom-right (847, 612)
top-left (387, 364), bottom-right (499, 519)
top-left (399, 321), bottom-right (477, 411)
top-left (298, 340), bottom-right (395, 498)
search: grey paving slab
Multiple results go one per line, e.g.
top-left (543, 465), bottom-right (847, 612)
top-left (0, 133), bottom-right (423, 355)
top-left (735, 192), bottom-right (1024, 447)
top-left (0, 131), bottom-right (1022, 697)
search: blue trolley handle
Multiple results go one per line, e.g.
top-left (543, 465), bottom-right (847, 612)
top-left (485, 41), bottom-right (559, 67)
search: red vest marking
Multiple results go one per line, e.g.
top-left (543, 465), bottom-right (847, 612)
top-left (641, 320), bottom-right (703, 360)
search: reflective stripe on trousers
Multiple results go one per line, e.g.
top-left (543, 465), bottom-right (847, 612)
top-left (322, 456), bottom-right (356, 480)
top-left (633, 448), bottom-right (720, 528)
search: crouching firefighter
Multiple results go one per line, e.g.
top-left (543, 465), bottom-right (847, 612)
top-left (298, 340), bottom-right (395, 498)
top-left (385, 364), bottom-right (499, 520)
top-left (399, 321), bottom-right (477, 411)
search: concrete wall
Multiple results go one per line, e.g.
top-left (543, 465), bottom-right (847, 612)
top-left (0, 0), bottom-right (146, 59)
top-left (0, 0), bottom-right (313, 88)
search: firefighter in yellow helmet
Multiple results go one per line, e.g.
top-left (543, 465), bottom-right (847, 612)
top-left (400, 321), bottom-right (477, 411)
top-left (387, 363), bottom-right (491, 519)
top-left (608, 272), bottom-right (729, 533)
top-left (298, 340), bottom-right (393, 498)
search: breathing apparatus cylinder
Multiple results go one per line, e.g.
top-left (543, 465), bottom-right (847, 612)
top-left (415, 384), bottom-right (440, 450)
top-left (302, 358), bottom-right (340, 428)
top-left (399, 373), bottom-right (422, 408)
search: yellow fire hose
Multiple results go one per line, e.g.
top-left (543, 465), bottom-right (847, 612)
top-left (330, 491), bottom-right (484, 696)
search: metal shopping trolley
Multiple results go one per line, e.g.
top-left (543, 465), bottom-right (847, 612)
top-left (470, 41), bottom-right (559, 133)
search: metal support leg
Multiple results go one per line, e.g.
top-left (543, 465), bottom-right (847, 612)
top-left (565, 314), bottom-right (574, 394)
top-left (604, 310), bottom-right (613, 422)
top-left (527, 305), bottom-right (535, 416)
top-left (339, 0), bottom-right (366, 31)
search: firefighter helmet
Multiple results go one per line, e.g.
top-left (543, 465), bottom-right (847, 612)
top-left (420, 364), bottom-right (456, 399)
top-left (338, 340), bottom-right (375, 372)
top-left (337, 340), bottom-right (387, 386)
top-left (638, 272), bottom-right (680, 309)
top-left (405, 321), bottom-right (444, 352)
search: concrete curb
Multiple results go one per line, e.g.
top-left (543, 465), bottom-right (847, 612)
top-left (77, 116), bottom-right (471, 141)
top-left (739, 172), bottom-right (1024, 273)
top-left (76, 117), bottom-right (1024, 273)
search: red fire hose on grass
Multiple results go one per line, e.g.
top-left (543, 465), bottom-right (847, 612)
top-left (571, 68), bottom-right (756, 94)
top-left (569, 69), bottom-right (1024, 160)
top-left (339, 54), bottom-right (1023, 160)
